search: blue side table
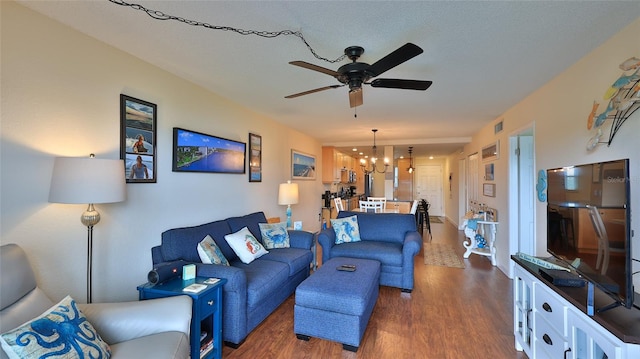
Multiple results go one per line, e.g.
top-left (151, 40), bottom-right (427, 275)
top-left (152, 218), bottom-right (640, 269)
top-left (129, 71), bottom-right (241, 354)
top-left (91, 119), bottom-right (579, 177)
top-left (137, 277), bottom-right (226, 359)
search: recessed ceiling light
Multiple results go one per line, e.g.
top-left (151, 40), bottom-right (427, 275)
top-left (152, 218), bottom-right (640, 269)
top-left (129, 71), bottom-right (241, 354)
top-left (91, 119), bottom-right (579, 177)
top-left (429, 156), bottom-right (434, 160)
top-left (352, 148), bottom-right (357, 152)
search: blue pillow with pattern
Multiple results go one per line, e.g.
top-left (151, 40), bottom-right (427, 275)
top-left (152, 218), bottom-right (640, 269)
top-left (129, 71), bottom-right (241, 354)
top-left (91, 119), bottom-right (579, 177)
top-left (0, 295), bottom-right (111, 359)
top-left (331, 215), bottom-right (361, 244)
top-left (258, 222), bottom-right (290, 249)
top-left (197, 235), bottom-right (230, 266)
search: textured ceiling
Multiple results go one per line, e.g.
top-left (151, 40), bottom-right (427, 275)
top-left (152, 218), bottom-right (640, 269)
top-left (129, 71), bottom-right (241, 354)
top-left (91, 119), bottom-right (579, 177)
top-left (17, 0), bottom-right (640, 158)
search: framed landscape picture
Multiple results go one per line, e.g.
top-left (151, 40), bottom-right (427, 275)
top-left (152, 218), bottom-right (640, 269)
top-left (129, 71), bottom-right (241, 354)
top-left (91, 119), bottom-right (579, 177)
top-left (249, 133), bottom-right (262, 182)
top-left (172, 127), bottom-right (246, 174)
top-left (120, 94), bottom-right (157, 183)
top-left (291, 149), bottom-right (316, 180)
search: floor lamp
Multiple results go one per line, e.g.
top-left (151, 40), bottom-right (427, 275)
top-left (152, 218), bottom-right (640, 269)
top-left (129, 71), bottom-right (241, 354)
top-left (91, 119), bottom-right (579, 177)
top-left (278, 180), bottom-right (299, 229)
top-left (48, 155), bottom-right (126, 303)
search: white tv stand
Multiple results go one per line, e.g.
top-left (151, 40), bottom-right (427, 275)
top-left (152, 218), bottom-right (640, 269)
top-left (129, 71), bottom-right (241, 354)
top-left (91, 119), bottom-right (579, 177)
top-left (512, 257), bottom-right (640, 358)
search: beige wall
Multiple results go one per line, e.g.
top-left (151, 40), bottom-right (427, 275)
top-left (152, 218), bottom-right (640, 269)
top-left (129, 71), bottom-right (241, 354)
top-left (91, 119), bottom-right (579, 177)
top-left (450, 17), bottom-right (640, 281)
top-left (1, 2), bottom-right (323, 302)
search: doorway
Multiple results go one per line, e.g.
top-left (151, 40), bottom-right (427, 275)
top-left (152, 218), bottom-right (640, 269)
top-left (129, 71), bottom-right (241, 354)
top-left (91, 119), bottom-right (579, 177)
top-left (508, 127), bottom-right (535, 277)
top-left (415, 165), bottom-right (444, 216)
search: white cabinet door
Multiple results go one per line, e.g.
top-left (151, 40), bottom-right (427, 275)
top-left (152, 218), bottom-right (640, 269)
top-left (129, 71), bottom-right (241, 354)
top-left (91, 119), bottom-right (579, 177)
top-left (513, 266), bottom-right (534, 357)
top-left (566, 308), bottom-right (623, 359)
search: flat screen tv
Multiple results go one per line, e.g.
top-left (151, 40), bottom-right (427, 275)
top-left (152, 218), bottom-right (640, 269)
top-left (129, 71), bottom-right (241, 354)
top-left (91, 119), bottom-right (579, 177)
top-left (546, 158), bottom-right (633, 310)
top-left (172, 127), bottom-right (246, 174)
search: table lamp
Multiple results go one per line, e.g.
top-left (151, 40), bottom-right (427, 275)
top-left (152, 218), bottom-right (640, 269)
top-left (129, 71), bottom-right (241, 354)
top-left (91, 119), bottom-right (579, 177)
top-left (48, 155), bottom-right (126, 303)
top-left (278, 180), bottom-right (299, 228)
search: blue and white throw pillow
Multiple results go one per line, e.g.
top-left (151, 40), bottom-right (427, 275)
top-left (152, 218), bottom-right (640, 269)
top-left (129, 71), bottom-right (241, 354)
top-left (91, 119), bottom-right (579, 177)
top-left (331, 215), bottom-right (362, 244)
top-left (197, 235), bottom-right (230, 266)
top-left (0, 295), bottom-right (111, 359)
top-left (258, 222), bottom-right (290, 249)
top-left (224, 227), bottom-right (269, 264)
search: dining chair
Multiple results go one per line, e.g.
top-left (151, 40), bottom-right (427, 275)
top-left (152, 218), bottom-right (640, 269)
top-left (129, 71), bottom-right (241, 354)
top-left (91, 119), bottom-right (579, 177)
top-left (367, 197), bottom-right (387, 208)
top-left (409, 200), bottom-right (419, 215)
top-left (586, 205), bottom-right (624, 275)
top-left (360, 200), bottom-right (383, 213)
top-left (334, 197), bottom-right (345, 212)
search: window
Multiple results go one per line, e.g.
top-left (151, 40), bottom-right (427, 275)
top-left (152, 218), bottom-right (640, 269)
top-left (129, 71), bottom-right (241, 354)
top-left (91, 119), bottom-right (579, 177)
top-left (564, 167), bottom-right (578, 191)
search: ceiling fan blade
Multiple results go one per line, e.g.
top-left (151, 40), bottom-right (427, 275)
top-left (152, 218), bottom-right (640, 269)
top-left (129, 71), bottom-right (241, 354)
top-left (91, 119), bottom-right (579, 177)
top-left (367, 43), bottom-right (424, 77)
top-left (289, 61), bottom-right (341, 77)
top-left (349, 88), bottom-right (363, 108)
top-left (285, 85), bottom-right (342, 99)
top-left (370, 78), bottom-right (432, 90)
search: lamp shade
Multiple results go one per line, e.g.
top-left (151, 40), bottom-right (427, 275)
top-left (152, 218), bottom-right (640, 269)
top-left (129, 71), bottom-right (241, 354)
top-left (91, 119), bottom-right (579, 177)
top-left (49, 157), bottom-right (126, 204)
top-left (278, 181), bottom-right (299, 206)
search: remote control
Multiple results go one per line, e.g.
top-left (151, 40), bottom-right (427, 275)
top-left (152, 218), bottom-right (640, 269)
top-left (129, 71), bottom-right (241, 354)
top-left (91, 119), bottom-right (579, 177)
top-left (337, 264), bottom-right (356, 272)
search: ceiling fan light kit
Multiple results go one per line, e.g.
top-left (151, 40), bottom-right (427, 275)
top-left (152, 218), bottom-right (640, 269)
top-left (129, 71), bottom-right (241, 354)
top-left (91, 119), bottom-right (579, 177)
top-left (286, 43), bottom-right (433, 108)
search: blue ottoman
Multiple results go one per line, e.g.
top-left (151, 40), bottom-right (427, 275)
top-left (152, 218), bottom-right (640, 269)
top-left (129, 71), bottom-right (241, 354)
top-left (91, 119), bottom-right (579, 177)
top-left (294, 257), bottom-right (380, 352)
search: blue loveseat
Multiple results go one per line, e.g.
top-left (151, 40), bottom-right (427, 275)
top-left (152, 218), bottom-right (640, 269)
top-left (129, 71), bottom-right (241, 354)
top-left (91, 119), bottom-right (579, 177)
top-left (151, 212), bottom-right (314, 347)
top-left (317, 211), bottom-right (422, 292)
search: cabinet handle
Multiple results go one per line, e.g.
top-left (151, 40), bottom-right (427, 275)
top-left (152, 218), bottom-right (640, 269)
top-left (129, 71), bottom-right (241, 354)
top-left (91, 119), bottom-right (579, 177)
top-left (542, 302), bottom-right (552, 312)
top-left (207, 300), bottom-right (214, 306)
top-left (543, 334), bottom-right (553, 346)
top-left (564, 348), bottom-right (572, 359)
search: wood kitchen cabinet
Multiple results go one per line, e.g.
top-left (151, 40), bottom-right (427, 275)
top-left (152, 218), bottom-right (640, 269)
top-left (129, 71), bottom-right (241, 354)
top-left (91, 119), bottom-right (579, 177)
top-left (322, 146), bottom-right (342, 183)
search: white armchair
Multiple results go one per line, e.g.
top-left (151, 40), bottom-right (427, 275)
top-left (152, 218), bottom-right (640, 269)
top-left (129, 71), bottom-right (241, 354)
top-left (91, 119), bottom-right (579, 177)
top-left (0, 244), bottom-right (192, 359)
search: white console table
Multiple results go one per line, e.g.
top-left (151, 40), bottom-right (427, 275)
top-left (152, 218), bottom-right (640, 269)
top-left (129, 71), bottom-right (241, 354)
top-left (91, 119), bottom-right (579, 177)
top-left (512, 257), bottom-right (640, 359)
top-left (462, 220), bottom-right (498, 266)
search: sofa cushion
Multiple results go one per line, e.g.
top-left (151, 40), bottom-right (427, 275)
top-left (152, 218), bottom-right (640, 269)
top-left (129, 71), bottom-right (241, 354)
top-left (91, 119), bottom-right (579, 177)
top-left (197, 235), bottom-right (230, 266)
top-left (225, 227), bottom-right (268, 264)
top-left (227, 212), bottom-right (268, 243)
top-left (0, 295), bottom-right (111, 359)
top-left (331, 215), bottom-right (361, 244)
top-left (259, 248), bottom-right (313, 276)
top-left (109, 331), bottom-right (189, 359)
top-left (258, 222), bottom-right (290, 249)
top-left (231, 260), bottom-right (289, 309)
top-left (337, 211), bottom-right (416, 244)
top-left (161, 220), bottom-right (237, 263)
top-left (329, 241), bottom-right (403, 267)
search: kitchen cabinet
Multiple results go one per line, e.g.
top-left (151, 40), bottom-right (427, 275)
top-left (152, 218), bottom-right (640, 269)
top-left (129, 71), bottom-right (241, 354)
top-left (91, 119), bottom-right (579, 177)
top-left (322, 147), bottom-right (341, 183)
top-left (322, 146), bottom-right (357, 184)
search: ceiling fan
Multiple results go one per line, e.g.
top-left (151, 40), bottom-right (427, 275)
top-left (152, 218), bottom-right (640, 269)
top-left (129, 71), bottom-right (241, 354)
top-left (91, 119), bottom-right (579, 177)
top-left (285, 43), bottom-right (432, 108)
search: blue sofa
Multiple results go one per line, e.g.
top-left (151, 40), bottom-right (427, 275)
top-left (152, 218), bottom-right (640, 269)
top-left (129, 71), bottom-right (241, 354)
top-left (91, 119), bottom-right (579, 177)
top-left (150, 212), bottom-right (314, 347)
top-left (317, 211), bottom-right (422, 292)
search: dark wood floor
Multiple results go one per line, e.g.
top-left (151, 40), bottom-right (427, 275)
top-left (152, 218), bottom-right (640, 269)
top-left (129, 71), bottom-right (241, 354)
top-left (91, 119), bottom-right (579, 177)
top-left (222, 220), bottom-right (529, 358)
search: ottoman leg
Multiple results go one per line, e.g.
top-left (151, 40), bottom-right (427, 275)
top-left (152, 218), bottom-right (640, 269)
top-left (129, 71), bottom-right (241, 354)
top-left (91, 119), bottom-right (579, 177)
top-left (343, 344), bottom-right (359, 352)
top-left (296, 334), bottom-right (310, 341)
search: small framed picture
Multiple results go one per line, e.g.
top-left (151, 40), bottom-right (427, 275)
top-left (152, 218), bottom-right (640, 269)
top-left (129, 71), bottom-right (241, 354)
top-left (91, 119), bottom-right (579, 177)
top-left (120, 95), bottom-right (157, 183)
top-left (293, 221), bottom-right (302, 230)
top-left (291, 149), bottom-right (316, 180)
top-left (483, 183), bottom-right (496, 197)
top-left (484, 163), bottom-right (494, 181)
top-left (249, 133), bottom-right (262, 182)
top-left (482, 141), bottom-right (499, 162)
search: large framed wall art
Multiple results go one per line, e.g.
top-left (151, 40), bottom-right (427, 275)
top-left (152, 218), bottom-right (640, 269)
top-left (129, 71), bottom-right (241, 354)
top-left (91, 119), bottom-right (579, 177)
top-left (172, 127), bottom-right (246, 174)
top-left (291, 149), bottom-right (316, 180)
top-left (120, 94), bottom-right (157, 183)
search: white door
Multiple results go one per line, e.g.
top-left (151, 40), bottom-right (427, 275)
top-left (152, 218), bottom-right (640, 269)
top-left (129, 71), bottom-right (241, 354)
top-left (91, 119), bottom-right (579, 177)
top-left (467, 153), bottom-right (479, 205)
top-left (415, 165), bottom-right (444, 216)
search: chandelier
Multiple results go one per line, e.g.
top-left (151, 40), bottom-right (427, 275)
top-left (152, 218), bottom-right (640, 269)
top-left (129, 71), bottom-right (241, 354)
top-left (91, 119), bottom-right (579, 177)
top-left (360, 129), bottom-right (389, 174)
top-left (407, 146), bottom-right (415, 173)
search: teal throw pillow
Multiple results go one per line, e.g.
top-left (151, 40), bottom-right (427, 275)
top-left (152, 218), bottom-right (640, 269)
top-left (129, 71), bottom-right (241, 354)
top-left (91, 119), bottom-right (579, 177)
top-left (258, 222), bottom-right (290, 249)
top-left (0, 295), bottom-right (111, 359)
top-left (331, 215), bottom-right (361, 244)
top-left (197, 235), bottom-right (230, 266)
